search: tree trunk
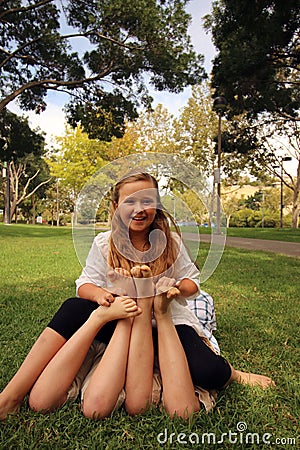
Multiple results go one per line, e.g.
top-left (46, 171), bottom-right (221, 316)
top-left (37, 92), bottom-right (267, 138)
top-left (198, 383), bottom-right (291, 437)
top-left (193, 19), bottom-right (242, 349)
top-left (291, 184), bottom-right (299, 228)
top-left (226, 214), bottom-right (231, 228)
top-left (31, 194), bottom-right (36, 225)
top-left (291, 157), bottom-right (300, 228)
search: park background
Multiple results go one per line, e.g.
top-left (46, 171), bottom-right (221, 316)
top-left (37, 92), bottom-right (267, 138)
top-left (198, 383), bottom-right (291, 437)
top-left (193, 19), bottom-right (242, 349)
top-left (1, 0), bottom-right (299, 229)
top-left (1, 0), bottom-right (299, 448)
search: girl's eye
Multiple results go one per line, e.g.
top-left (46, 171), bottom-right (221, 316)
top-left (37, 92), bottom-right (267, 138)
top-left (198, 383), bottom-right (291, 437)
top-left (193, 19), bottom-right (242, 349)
top-left (143, 199), bottom-right (152, 205)
top-left (124, 199), bottom-right (134, 204)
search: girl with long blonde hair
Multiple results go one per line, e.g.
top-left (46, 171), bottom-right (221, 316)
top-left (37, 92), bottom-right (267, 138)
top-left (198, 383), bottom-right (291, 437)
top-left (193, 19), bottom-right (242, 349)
top-left (0, 171), bottom-right (274, 421)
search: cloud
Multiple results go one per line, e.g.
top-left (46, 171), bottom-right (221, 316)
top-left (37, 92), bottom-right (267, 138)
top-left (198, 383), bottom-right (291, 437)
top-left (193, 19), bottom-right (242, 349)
top-left (9, 99), bottom-right (66, 146)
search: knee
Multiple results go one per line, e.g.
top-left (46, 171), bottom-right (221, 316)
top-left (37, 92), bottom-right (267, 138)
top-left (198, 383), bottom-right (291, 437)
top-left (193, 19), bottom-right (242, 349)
top-left (29, 385), bottom-right (66, 413)
top-left (164, 400), bottom-right (200, 420)
top-left (28, 390), bottom-right (53, 413)
top-left (162, 391), bottom-right (200, 420)
top-left (125, 396), bottom-right (150, 416)
top-left (81, 394), bottom-right (112, 420)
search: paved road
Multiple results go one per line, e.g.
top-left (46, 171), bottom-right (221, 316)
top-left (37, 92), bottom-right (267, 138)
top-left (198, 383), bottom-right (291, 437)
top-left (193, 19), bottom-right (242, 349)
top-left (183, 233), bottom-right (300, 258)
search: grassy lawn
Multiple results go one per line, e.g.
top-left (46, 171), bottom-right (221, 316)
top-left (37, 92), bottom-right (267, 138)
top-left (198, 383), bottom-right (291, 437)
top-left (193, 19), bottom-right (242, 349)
top-left (0, 224), bottom-right (299, 449)
top-left (191, 226), bottom-right (300, 243)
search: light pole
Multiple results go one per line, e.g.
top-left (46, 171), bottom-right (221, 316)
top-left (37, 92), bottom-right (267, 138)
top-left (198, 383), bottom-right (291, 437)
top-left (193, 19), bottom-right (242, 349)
top-left (280, 156), bottom-right (292, 228)
top-left (213, 96), bottom-right (227, 234)
top-left (56, 178), bottom-right (60, 227)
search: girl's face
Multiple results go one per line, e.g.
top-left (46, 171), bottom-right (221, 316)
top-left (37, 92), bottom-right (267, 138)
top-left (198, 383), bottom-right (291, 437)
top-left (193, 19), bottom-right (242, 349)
top-left (115, 180), bottom-right (157, 234)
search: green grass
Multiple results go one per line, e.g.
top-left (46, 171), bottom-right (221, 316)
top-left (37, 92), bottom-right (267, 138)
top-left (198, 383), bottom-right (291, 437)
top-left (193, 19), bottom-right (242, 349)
top-left (225, 227), bottom-right (300, 242)
top-left (0, 224), bottom-right (299, 449)
top-left (182, 225), bottom-right (300, 243)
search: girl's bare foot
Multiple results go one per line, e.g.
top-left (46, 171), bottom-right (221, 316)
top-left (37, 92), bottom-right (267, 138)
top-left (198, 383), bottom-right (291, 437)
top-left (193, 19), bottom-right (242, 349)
top-left (107, 268), bottom-right (136, 298)
top-left (0, 394), bottom-right (21, 420)
top-left (234, 370), bottom-right (276, 389)
top-left (91, 296), bottom-right (141, 322)
top-left (131, 265), bottom-right (155, 299)
top-left (154, 286), bottom-right (180, 317)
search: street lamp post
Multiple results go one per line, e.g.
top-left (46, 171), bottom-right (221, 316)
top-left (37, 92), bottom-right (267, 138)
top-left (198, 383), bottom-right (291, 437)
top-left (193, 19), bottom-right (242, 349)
top-left (56, 178), bottom-right (60, 227)
top-left (280, 156), bottom-right (292, 228)
top-left (213, 96), bottom-right (227, 234)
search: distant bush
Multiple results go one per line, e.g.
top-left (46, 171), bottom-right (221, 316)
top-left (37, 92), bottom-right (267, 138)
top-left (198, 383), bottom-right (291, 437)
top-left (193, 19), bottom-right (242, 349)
top-left (229, 208), bottom-right (293, 228)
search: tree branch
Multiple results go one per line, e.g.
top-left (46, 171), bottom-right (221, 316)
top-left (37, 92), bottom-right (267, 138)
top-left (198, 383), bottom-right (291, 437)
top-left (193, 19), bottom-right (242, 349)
top-left (0, 36), bottom-right (45, 69)
top-left (0, 0), bottom-right (53, 20)
top-left (22, 178), bottom-right (52, 202)
top-left (0, 66), bottom-right (114, 111)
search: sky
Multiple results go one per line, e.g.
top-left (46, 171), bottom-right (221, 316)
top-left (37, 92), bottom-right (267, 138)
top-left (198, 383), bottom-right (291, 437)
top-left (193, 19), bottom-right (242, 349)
top-left (9, 0), bottom-right (216, 145)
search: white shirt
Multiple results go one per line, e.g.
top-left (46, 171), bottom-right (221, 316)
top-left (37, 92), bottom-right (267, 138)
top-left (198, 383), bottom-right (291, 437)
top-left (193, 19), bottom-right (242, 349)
top-left (76, 230), bottom-right (206, 337)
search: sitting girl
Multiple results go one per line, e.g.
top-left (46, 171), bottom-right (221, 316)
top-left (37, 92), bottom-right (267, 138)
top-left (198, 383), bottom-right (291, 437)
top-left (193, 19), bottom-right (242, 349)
top-left (0, 171), bottom-right (274, 421)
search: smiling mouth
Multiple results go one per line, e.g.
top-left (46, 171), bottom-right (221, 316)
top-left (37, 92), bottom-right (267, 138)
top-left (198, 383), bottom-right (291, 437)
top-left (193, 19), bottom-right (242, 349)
top-left (131, 216), bottom-right (146, 221)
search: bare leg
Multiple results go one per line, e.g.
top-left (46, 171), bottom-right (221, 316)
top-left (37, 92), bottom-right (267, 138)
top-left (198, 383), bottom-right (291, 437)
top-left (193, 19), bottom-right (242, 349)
top-left (125, 265), bottom-right (155, 415)
top-left (29, 297), bottom-right (140, 413)
top-left (154, 287), bottom-right (200, 419)
top-left (0, 328), bottom-right (66, 420)
top-left (225, 365), bottom-right (275, 389)
top-left (82, 317), bottom-right (134, 419)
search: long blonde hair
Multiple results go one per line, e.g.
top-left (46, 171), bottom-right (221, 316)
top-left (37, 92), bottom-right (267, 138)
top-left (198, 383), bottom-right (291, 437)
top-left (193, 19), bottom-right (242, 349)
top-left (108, 172), bottom-right (180, 277)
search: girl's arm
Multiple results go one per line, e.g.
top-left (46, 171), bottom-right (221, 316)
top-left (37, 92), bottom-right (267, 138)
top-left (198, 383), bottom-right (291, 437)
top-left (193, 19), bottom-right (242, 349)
top-left (171, 233), bottom-right (201, 299)
top-left (76, 232), bottom-right (114, 306)
top-left (176, 278), bottom-right (198, 298)
top-left (77, 283), bottom-right (114, 307)
top-left (155, 277), bottom-right (198, 301)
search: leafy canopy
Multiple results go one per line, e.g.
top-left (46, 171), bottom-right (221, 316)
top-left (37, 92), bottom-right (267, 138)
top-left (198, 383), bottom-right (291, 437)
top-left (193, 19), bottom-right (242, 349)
top-left (1, 0), bottom-right (205, 140)
top-left (205, 0), bottom-right (299, 119)
top-left (0, 109), bottom-right (45, 161)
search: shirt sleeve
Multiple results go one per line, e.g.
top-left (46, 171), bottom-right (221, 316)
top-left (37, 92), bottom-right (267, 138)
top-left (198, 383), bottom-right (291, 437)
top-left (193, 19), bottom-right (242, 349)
top-left (75, 232), bottom-right (110, 295)
top-left (172, 233), bottom-right (200, 298)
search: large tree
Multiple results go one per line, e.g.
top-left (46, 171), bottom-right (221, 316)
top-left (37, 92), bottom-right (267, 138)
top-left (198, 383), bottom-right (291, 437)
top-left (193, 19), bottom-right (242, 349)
top-left (1, 0), bottom-right (205, 140)
top-left (205, 0), bottom-right (300, 226)
top-left (205, 0), bottom-right (299, 120)
top-left (0, 110), bottom-right (50, 222)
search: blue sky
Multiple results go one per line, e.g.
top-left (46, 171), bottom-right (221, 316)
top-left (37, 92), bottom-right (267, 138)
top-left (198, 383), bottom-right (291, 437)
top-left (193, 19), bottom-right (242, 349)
top-left (150, 0), bottom-right (216, 114)
top-left (10, 0), bottom-right (216, 144)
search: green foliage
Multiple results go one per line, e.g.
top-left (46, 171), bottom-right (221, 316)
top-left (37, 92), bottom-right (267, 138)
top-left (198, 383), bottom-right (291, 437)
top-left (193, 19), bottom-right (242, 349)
top-left (2, 0), bottom-right (205, 140)
top-left (136, 104), bottom-right (175, 153)
top-left (230, 208), bottom-right (261, 228)
top-left (174, 84), bottom-right (217, 174)
top-left (173, 84), bottom-right (259, 183)
top-left (0, 109), bottom-right (49, 222)
top-left (206, 0), bottom-right (299, 118)
top-left (0, 109), bottom-right (45, 161)
top-left (46, 126), bottom-right (108, 203)
top-left (205, 2), bottom-right (300, 229)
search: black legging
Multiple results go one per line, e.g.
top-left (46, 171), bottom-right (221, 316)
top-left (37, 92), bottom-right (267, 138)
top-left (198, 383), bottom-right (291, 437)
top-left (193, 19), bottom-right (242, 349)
top-left (48, 297), bottom-right (231, 390)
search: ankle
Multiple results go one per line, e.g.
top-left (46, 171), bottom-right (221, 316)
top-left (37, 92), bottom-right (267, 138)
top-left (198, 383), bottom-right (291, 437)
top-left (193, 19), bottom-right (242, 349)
top-left (89, 308), bottom-right (107, 326)
top-left (154, 309), bottom-right (172, 322)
